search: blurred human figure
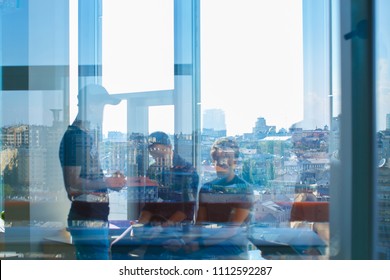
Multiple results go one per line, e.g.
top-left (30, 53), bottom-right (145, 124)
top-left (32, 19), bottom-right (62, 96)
top-left (197, 137), bottom-right (253, 223)
top-left (138, 131), bottom-right (199, 226)
top-left (59, 84), bottom-right (126, 260)
top-left (186, 137), bottom-right (254, 259)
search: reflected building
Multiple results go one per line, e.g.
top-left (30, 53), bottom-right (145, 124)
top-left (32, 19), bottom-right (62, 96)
top-left (202, 109), bottom-right (227, 138)
top-left (174, 133), bottom-right (195, 164)
top-left (253, 117), bottom-right (276, 139)
top-left (1, 121), bottom-right (66, 201)
top-left (377, 158), bottom-right (390, 259)
top-left (377, 114), bottom-right (390, 259)
top-left (302, 0), bottom-right (331, 129)
top-left (127, 133), bottom-right (149, 178)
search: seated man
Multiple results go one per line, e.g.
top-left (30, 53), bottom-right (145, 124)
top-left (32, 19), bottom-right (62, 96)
top-left (138, 131), bottom-right (199, 226)
top-left (183, 137), bottom-right (255, 259)
top-left (197, 137), bottom-right (254, 225)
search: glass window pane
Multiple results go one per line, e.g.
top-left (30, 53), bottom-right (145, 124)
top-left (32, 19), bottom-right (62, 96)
top-left (0, 0), bottom-right (342, 261)
top-left (376, 0), bottom-right (390, 260)
top-left (149, 105), bottom-right (174, 135)
top-left (199, 0), bottom-right (332, 260)
top-left (102, 0), bottom-right (174, 93)
top-left (1, 0), bottom-right (71, 259)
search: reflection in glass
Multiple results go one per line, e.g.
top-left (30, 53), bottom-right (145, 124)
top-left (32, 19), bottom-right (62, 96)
top-left (376, 0), bottom-right (390, 260)
top-left (59, 84), bottom-right (126, 260)
top-left (0, 0), bottom-right (342, 260)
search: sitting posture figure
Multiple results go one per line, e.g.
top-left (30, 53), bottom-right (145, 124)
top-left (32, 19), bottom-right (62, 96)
top-left (184, 137), bottom-right (255, 259)
top-left (138, 131), bottom-right (199, 226)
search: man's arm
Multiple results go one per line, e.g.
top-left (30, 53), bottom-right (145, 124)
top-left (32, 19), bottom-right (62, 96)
top-left (62, 166), bottom-right (125, 195)
top-left (229, 207), bottom-right (250, 224)
top-left (138, 210), bottom-right (153, 224)
top-left (166, 210), bottom-right (187, 225)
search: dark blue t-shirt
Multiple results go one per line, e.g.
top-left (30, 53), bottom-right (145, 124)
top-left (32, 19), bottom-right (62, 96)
top-left (199, 175), bottom-right (254, 224)
top-left (59, 125), bottom-right (109, 221)
top-left (143, 153), bottom-right (199, 222)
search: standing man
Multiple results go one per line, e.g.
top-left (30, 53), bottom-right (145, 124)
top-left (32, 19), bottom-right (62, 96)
top-left (59, 84), bottom-right (126, 259)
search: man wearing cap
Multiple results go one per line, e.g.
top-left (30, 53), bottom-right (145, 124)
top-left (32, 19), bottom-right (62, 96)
top-left (59, 84), bottom-right (126, 259)
top-left (138, 131), bottom-right (199, 226)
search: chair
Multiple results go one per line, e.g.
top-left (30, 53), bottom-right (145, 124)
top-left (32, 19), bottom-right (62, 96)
top-left (290, 201), bottom-right (330, 245)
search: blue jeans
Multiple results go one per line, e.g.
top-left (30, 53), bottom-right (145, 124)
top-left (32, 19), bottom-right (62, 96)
top-left (68, 220), bottom-right (110, 260)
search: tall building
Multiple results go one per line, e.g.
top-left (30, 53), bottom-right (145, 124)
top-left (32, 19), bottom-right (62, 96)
top-left (1, 123), bottom-right (67, 202)
top-left (377, 159), bottom-right (390, 259)
top-left (127, 133), bottom-right (149, 177)
top-left (302, 0), bottom-right (331, 129)
top-left (202, 109), bottom-right (226, 131)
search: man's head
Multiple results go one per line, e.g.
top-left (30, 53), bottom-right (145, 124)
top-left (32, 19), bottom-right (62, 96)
top-left (148, 131), bottom-right (172, 158)
top-left (76, 84), bottom-right (121, 126)
top-left (210, 137), bottom-right (240, 178)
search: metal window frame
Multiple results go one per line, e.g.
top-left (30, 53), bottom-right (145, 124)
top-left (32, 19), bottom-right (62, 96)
top-left (334, 0), bottom-right (376, 259)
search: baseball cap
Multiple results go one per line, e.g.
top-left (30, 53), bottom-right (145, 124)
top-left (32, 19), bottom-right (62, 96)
top-left (148, 131), bottom-right (171, 147)
top-left (78, 84), bottom-right (121, 106)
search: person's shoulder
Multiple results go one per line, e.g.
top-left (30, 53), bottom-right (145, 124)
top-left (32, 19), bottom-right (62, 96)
top-left (199, 180), bottom-right (215, 192)
top-left (199, 177), bottom-right (225, 192)
top-left (173, 154), bottom-right (188, 165)
top-left (172, 154), bottom-right (197, 171)
top-left (232, 176), bottom-right (255, 192)
top-left (206, 176), bottom-right (223, 185)
top-left (63, 125), bottom-right (86, 137)
top-left (233, 175), bottom-right (247, 184)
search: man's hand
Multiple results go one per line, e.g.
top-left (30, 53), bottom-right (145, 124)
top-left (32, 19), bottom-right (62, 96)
top-left (106, 171), bottom-right (126, 190)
